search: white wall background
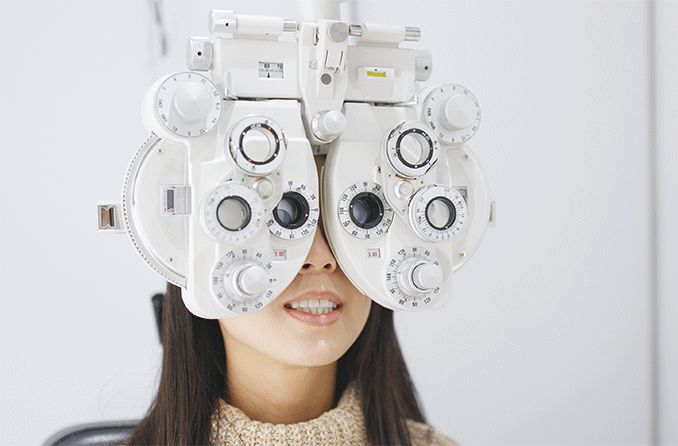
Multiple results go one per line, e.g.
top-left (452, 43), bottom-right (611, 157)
top-left (0, 1), bottom-right (673, 445)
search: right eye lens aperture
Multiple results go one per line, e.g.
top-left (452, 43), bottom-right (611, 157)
top-left (273, 191), bottom-right (310, 230)
top-left (349, 192), bottom-right (384, 230)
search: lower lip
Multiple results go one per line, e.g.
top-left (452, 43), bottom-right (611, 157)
top-left (283, 305), bottom-right (343, 327)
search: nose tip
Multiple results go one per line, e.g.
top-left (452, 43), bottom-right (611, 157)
top-left (300, 259), bottom-right (336, 273)
top-left (299, 226), bottom-right (337, 274)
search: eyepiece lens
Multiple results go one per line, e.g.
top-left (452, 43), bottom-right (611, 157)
top-left (425, 197), bottom-right (456, 230)
top-left (217, 196), bottom-right (252, 231)
top-left (242, 127), bottom-right (275, 163)
top-left (399, 133), bottom-right (426, 165)
top-left (273, 191), bottom-right (309, 230)
top-left (349, 192), bottom-right (384, 230)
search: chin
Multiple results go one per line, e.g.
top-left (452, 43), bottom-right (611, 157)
top-left (276, 336), bottom-right (350, 367)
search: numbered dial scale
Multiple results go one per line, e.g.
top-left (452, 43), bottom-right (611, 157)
top-left (155, 72), bottom-right (222, 138)
top-left (210, 247), bottom-right (278, 314)
top-left (409, 185), bottom-right (467, 242)
top-left (268, 180), bottom-right (319, 240)
top-left (384, 246), bottom-right (443, 309)
top-left (202, 182), bottom-right (266, 244)
top-left (338, 181), bottom-right (394, 240)
top-left (422, 84), bottom-right (481, 145)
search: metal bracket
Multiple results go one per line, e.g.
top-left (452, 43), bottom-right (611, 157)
top-left (97, 201), bottom-right (125, 233)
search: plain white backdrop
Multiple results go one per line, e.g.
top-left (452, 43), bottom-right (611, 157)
top-left (0, 1), bottom-right (675, 445)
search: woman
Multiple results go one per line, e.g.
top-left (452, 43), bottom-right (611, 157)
top-left (124, 155), bottom-right (457, 445)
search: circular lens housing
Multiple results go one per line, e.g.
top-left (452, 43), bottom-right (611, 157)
top-left (240, 125), bottom-right (279, 165)
top-left (408, 185), bottom-right (467, 242)
top-left (396, 128), bottom-right (434, 169)
top-left (203, 182), bottom-right (265, 244)
top-left (227, 116), bottom-right (287, 176)
top-left (338, 182), bottom-right (393, 239)
top-left (267, 180), bottom-right (319, 240)
top-left (273, 191), bottom-right (310, 230)
top-left (349, 192), bottom-right (384, 230)
top-left (217, 196), bottom-right (252, 231)
top-left (425, 196), bottom-right (456, 230)
top-left (385, 121), bottom-right (439, 178)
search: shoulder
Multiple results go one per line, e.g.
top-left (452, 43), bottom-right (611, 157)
top-left (405, 419), bottom-right (459, 446)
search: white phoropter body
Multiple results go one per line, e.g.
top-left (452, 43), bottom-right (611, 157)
top-left (97, 2), bottom-right (495, 319)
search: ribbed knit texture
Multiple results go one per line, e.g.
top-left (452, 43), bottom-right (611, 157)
top-left (209, 382), bottom-right (458, 445)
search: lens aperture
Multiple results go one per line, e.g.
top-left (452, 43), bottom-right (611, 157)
top-left (217, 196), bottom-right (252, 231)
top-left (273, 191), bottom-right (310, 230)
top-left (425, 197), bottom-right (456, 230)
top-left (349, 192), bottom-right (384, 230)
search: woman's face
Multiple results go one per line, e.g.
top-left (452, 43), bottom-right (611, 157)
top-left (218, 155), bottom-right (372, 367)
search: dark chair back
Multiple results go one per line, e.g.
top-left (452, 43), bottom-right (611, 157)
top-left (43, 420), bottom-right (138, 446)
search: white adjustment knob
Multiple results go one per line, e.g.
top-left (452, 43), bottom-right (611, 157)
top-left (172, 82), bottom-right (213, 123)
top-left (411, 262), bottom-right (443, 291)
top-left (421, 84), bottom-right (480, 145)
top-left (443, 93), bottom-right (477, 130)
top-left (312, 110), bottom-right (347, 142)
top-left (155, 72), bottom-right (222, 138)
top-left (236, 264), bottom-right (269, 297)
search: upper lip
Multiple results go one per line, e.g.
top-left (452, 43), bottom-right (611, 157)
top-left (284, 291), bottom-right (343, 308)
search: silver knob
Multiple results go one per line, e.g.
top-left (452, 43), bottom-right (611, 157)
top-left (411, 263), bottom-right (443, 291)
top-left (397, 258), bottom-right (444, 296)
top-left (312, 110), bottom-right (347, 142)
top-left (226, 262), bottom-right (269, 300)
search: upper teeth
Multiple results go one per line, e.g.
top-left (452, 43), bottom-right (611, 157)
top-left (287, 299), bottom-right (338, 314)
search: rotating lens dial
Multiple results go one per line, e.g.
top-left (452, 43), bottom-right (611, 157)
top-left (422, 84), bottom-right (480, 145)
top-left (211, 247), bottom-right (277, 314)
top-left (227, 116), bottom-right (287, 176)
top-left (267, 180), bottom-right (320, 240)
top-left (202, 182), bottom-right (266, 244)
top-left (384, 246), bottom-right (443, 309)
top-left (155, 72), bottom-right (222, 138)
top-left (385, 121), bottom-right (439, 178)
top-left (409, 185), bottom-right (467, 242)
top-left (338, 181), bottom-right (393, 240)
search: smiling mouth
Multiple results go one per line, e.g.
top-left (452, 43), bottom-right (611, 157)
top-left (282, 297), bottom-right (344, 327)
top-left (283, 299), bottom-right (343, 315)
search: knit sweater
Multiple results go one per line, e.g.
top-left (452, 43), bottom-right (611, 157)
top-left (209, 383), bottom-right (457, 445)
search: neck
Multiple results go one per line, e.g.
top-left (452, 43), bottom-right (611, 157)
top-left (220, 327), bottom-right (338, 424)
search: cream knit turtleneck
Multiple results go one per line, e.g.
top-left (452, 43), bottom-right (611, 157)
top-left (209, 382), bottom-right (458, 445)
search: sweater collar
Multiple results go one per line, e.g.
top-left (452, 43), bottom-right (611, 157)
top-left (209, 382), bottom-right (368, 445)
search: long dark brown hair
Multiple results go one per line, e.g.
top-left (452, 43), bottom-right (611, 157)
top-left (124, 282), bottom-right (428, 445)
